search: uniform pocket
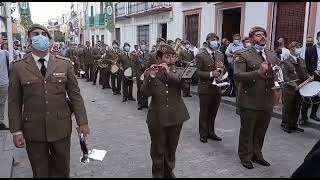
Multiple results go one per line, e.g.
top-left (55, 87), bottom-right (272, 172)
top-left (50, 76), bottom-right (67, 94)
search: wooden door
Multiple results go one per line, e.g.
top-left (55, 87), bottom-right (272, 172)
top-left (185, 13), bottom-right (199, 47)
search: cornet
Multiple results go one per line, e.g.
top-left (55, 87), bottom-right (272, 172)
top-left (211, 68), bottom-right (230, 88)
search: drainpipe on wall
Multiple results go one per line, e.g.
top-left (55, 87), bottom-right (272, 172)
top-left (5, 2), bottom-right (13, 62)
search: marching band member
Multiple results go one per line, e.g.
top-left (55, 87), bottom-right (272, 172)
top-left (234, 26), bottom-right (280, 169)
top-left (119, 42), bottom-right (135, 102)
top-left (178, 40), bottom-right (194, 97)
top-left (134, 40), bottom-right (150, 110)
top-left (280, 41), bottom-right (309, 133)
top-left (83, 41), bottom-right (94, 82)
top-left (195, 32), bottom-right (225, 143)
top-left (141, 44), bottom-right (190, 178)
top-left (110, 40), bottom-right (122, 95)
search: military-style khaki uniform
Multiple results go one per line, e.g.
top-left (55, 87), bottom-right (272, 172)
top-left (8, 54), bottom-right (88, 178)
top-left (281, 55), bottom-right (309, 129)
top-left (92, 47), bottom-right (106, 86)
top-left (141, 66), bottom-right (190, 178)
top-left (134, 50), bottom-right (150, 108)
top-left (195, 47), bottom-right (224, 138)
top-left (178, 48), bottom-right (194, 96)
top-left (109, 48), bottom-right (122, 94)
top-left (83, 46), bottom-right (94, 81)
top-left (77, 47), bottom-right (85, 78)
top-left (234, 46), bottom-right (279, 161)
top-left (119, 51), bottom-right (134, 100)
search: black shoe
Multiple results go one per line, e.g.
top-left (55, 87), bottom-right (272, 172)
top-left (137, 105), bottom-right (143, 110)
top-left (122, 98), bottom-right (128, 102)
top-left (291, 127), bottom-right (304, 132)
top-left (102, 86), bottom-right (107, 89)
top-left (106, 86), bottom-right (111, 89)
top-left (310, 115), bottom-right (320, 121)
top-left (241, 160), bottom-right (254, 169)
top-left (200, 136), bottom-right (208, 143)
top-left (142, 104), bottom-right (149, 108)
top-left (281, 126), bottom-right (292, 133)
top-left (208, 133), bottom-right (222, 141)
top-left (113, 92), bottom-right (117, 95)
top-left (252, 159), bottom-right (270, 166)
top-left (128, 98), bottom-right (136, 101)
top-left (92, 82), bottom-right (96, 85)
top-left (86, 79), bottom-right (90, 82)
top-left (0, 123), bottom-right (9, 130)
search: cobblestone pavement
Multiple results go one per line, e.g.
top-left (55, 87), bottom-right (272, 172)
top-left (12, 79), bottom-right (320, 178)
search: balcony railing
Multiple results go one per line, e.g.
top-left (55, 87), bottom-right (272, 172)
top-left (88, 16), bottom-right (94, 27)
top-left (115, 2), bottom-right (172, 19)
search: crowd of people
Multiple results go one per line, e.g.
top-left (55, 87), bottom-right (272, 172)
top-left (0, 23), bottom-right (320, 178)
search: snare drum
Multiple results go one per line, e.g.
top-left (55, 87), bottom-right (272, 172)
top-left (299, 81), bottom-right (320, 104)
top-left (111, 64), bottom-right (119, 74)
top-left (124, 67), bottom-right (132, 78)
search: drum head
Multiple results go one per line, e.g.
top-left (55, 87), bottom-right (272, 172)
top-left (124, 67), bottom-right (132, 77)
top-left (140, 73), bottom-right (144, 81)
top-left (299, 81), bottom-right (320, 97)
top-left (111, 65), bottom-right (119, 73)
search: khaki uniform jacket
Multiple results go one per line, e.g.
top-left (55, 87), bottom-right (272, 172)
top-left (103, 48), bottom-right (120, 71)
top-left (119, 51), bottom-right (134, 76)
top-left (134, 50), bottom-right (150, 78)
top-left (234, 47), bottom-right (280, 110)
top-left (178, 49), bottom-right (194, 67)
top-left (281, 55), bottom-right (309, 92)
top-left (195, 47), bottom-right (225, 95)
top-left (8, 54), bottom-right (88, 142)
top-left (83, 46), bottom-right (94, 65)
top-left (141, 67), bottom-right (190, 127)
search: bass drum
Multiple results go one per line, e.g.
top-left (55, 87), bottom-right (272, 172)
top-left (299, 81), bottom-right (320, 104)
top-left (111, 64), bottom-right (119, 74)
top-left (124, 67), bottom-right (132, 78)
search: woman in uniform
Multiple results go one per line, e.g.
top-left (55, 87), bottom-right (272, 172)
top-left (141, 44), bottom-right (190, 178)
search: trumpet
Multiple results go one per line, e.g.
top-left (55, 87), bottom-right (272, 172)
top-left (211, 68), bottom-right (230, 88)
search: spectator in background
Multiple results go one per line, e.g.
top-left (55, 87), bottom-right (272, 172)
top-left (0, 46), bottom-right (10, 130)
top-left (276, 37), bottom-right (290, 61)
top-left (225, 34), bottom-right (244, 97)
top-left (242, 37), bottom-right (252, 48)
top-left (1, 42), bottom-right (8, 50)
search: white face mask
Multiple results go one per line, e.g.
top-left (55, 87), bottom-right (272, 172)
top-left (245, 43), bottom-right (252, 48)
top-left (185, 45), bottom-right (190, 49)
top-left (294, 48), bottom-right (302, 57)
top-left (209, 40), bottom-right (219, 50)
top-left (140, 45), bottom-right (146, 50)
top-left (233, 40), bottom-right (240, 45)
top-left (124, 46), bottom-right (130, 52)
top-left (254, 44), bottom-right (265, 51)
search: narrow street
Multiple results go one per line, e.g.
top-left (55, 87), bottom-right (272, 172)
top-left (12, 79), bottom-right (320, 178)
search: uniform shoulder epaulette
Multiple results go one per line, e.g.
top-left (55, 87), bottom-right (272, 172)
top-left (55, 55), bottom-right (71, 61)
top-left (235, 48), bottom-right (249, 55)
top-left (215, 50), bottom-right (223, 54)
top-left (12, 55), bottom-right (28, 64)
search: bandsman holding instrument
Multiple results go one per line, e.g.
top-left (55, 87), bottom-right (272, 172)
top-left (195, 33), bottom-right (225, 143)
top-left (147, 38), bottom-right (166, 68)
top-left (110, 40), bottom-right (122, 95)
top-left (91, 41), bottom-right (106, 86)
top-left (177, 40), bottom-right (195, 97)
top-left (119, 42), bottom-right (136, 102)
top-left (280, 41), bottom-right (310, 133)
top-left (234, 26), bottom-right (280, 169)
top-left (83, 41), bottom-right (94, 82)
top-left (141, 44), bottom-right (190, 178)
top-left (135, 40), bottom-right (150, 110)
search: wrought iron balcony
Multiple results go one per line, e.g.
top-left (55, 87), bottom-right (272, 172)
top-left (88, 16), bottom-right (94, 27)
top-left (115, 2), bottom-right (172, 20)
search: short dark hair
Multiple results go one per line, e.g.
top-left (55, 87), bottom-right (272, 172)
top-left (156, 51), bottom-right (163, 58)
top-left (317, 31), bottom-right (320, 38)
top-left (233, 34), bottom-right (241, 38)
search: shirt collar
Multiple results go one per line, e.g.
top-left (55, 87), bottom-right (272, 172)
top-left (32, 53), bottom-right (50, 62)
top-left (206, 47), bottom-right (214, 56)
top-left (254, 47), bottom-right (265, 54)
top-left (290, 54), bottom-right (298, 63)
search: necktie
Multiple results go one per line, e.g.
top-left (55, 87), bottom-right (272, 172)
top-left (259, 51), bottom-right (265, 61)
top-left (38, 59), bottom-right (46, 77)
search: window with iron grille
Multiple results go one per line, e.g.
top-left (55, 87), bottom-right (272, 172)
top-left (96, 35), bottom-right (100, 43)
top-left (100, 2), bottom-right (104, 14)
top-left (116, 28), bottom-right (121, 45)
top-left (137, 25), bottom-right (149, 47)
top-left (91, 6), bottom-right (94, 16)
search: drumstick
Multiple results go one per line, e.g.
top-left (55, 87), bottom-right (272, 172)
top-left (296, 76), bottom-right (314, 90)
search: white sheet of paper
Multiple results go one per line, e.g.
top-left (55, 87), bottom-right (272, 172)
top-left (88, 149), bottom-right (107, 161)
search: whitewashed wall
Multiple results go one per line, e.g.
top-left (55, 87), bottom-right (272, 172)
top-left (115, 11), bottom-right (172, 48)
top-left (243, 2), bottom-right (269, 37)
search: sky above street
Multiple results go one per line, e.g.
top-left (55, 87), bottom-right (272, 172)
top-left (29, 2), bottom-right (72, 25)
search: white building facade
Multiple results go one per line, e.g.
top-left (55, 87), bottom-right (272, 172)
top-left (115, 2), bottom-right (320, 50)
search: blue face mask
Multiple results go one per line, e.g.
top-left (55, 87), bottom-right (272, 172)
top-left (210, 40), bottom-right (219, 50)
top-left (254, 44), bottom-right (265, 51)
top-left (31, 35), bottom-right (49, 51)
